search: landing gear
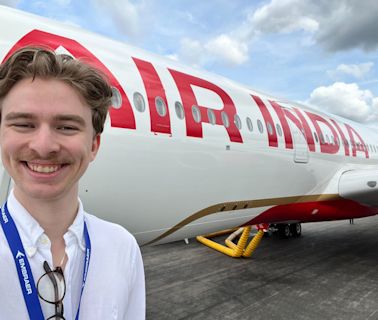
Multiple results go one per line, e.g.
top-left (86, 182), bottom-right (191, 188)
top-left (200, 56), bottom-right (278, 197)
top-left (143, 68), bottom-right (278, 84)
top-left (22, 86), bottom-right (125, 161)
top-left (272, 223), bottom-right (302, 238)
top-left (277, 224), bottom-right (291, 238)
top-left (290, 223), bottom-right (302, 237)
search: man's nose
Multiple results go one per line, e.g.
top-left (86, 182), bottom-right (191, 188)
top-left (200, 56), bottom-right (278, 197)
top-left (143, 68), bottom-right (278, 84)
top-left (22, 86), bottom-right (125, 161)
top-left (28, 125), bottom-right (60, 157)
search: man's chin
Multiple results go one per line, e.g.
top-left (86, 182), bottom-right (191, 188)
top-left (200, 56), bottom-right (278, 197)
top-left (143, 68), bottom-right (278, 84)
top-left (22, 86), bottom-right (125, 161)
top-left (14, 185), bottom-right (69, 202)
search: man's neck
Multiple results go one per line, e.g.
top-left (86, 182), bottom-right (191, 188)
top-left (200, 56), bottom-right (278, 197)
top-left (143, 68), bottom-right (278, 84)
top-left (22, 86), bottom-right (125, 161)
top-left (13, 188), bottom-right (79, 241)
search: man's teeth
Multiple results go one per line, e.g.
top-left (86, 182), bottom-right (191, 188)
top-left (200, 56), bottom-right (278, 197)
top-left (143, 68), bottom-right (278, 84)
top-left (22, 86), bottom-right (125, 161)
top-left (27, 163), bottom-right (60, 173)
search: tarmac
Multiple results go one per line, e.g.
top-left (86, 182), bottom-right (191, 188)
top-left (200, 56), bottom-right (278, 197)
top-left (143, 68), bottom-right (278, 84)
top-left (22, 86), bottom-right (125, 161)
top-left (141, 216), bottom-right (378, 320)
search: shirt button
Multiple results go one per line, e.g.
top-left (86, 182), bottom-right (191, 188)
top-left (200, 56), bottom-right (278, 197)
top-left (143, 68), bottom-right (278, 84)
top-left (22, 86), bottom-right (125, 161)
top-left (112, 304), bottom-right (118, 319)
top-left (25, 246), bottom-right (37, 256)
top-left (39, 234), bottom-right (50, 245)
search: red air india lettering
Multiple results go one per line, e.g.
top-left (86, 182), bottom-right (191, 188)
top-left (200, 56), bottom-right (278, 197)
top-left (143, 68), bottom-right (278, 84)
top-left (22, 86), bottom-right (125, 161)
top-left (330, 119), bottom-right (350, 156)
top-left (345, 123), bottom-right (369, 158)
top-left (252, 95), bottom-right (278, 147)
top-left (3, 29), bottom-right (136, 130)
top-left (305, 111), bottom-right (339, 154)
top-left (269, 101), bottom-right (293, 149)
top-left (133, 58), bottom-right (171, 134)
top-left (169, 69), bottom-right (242, 143)
top-left (291, 108), bottom-right (316, 152)
top-left (6, 30), bottom-right (371, 158)
top-left (269, 101), bottom-right (315, 151)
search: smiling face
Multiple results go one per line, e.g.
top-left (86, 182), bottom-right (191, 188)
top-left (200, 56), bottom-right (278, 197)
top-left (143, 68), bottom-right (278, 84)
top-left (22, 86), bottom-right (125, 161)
top-left (0, 77), bottom-right (100, 203)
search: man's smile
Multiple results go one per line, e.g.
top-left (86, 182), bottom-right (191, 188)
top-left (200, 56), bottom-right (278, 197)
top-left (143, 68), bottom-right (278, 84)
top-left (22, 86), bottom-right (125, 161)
top-left (24, 162), bottom-right (65, 174)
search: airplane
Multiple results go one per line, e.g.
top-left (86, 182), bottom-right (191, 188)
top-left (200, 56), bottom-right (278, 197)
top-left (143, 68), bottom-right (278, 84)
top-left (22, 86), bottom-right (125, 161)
top-left (1, 5), bottom-right (378, 257)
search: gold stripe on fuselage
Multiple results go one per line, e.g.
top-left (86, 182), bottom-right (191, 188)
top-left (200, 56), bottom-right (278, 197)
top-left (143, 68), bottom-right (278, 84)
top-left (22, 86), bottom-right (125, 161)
top-left (145, 194), bottom-right (340, 245)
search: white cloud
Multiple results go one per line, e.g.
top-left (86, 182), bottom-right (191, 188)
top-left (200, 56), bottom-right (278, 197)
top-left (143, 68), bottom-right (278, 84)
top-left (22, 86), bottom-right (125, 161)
top-left (315, 1), bottom-right (378, 52)
top-left (246, 0), bottom-right (378, 52)
top-left (93, 0), bottom-right (143, 38)
top-left (307, 82), bottom-right (378, 123)
top-left (205, 34), bottom-right (249, 66)
top-left (178, 38), bottom-right (206, 67)
top-left (328, 62), bottom-right (374, 80)
top-left (177, 34), bottom-right (249, 67)
top-left (0, 0), bottom-right (20, 6)
top-left (165, 53), bottom-right (179, 62)
top-left (250, 0), bottom-right (319, 34)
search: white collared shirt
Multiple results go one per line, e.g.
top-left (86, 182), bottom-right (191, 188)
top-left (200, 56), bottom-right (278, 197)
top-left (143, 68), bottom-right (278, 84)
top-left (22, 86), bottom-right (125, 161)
top-left (0, 191), bottom-right (145, 320)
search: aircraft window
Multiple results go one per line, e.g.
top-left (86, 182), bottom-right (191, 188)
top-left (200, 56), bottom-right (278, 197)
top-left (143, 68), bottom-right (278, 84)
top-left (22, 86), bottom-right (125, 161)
top-left (221, 111), bottom-right (230, 128)
top-left (175, 101), bottom-right (185, 120)
top-left (345, 140), bottom-right (349, 147)
top-left (155, 96), bottom-right (167, 117)
top-left (192, 105), bottom-right (201, 123)
top-left (234, 114), bottom-right (242, 130)
top-left (326, 134), bottom-right (330, 143)
top-left (374, 145), bottom-right (377, 152)
top-left (207, 109), bottom-right (216, 125)
top-left (112, 87), bottom-right (122, 109)
top-left (313, 132), bottom-right (318, 143)
top-left (133, 92), bottom-right (146, 112)
top-left (257, 119), bottom-right (264, 133)
top-left (246, 117), bottom-right (253, 132)
top-left (276, 124), bottom-right (282, 137)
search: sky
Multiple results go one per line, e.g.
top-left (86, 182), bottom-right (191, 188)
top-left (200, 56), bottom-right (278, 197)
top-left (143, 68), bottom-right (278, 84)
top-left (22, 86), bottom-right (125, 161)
top-left (1, 0), bottom-right (378, 126)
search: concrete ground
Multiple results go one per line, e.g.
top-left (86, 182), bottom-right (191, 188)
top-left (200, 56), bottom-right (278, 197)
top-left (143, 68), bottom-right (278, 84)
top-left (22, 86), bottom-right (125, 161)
top-left (141, 216), bottom-right (378, 320)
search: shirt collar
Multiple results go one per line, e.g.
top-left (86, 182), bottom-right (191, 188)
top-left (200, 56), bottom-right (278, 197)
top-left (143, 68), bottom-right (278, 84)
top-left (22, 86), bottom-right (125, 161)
top-left (7, 189), bottom-right (86, 257)
top-left (7, 190), bottom-right (44, 254)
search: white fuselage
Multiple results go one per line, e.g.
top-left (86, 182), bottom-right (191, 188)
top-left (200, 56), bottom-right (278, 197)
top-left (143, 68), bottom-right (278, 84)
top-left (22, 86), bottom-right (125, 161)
top-left (1, 6), bottom-right (378, 245)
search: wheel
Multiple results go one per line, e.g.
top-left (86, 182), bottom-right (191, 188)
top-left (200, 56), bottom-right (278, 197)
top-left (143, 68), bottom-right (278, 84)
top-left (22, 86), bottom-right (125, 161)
top-left (278, 224), bottom-right (291, 238)
top-left (290, 223), bottom-right (302, 237)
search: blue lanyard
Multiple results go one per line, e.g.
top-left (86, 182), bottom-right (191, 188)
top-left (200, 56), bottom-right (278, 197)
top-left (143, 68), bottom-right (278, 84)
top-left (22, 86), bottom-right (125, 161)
top-left (0, 202), bottom-right (91, 320)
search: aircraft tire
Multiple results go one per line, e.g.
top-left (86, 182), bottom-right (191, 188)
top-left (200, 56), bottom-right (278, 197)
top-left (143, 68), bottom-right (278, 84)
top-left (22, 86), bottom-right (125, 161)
top-left (290, 223), bottom-right (302, 237)
top-left (278, 224), bottom-right (291, 238)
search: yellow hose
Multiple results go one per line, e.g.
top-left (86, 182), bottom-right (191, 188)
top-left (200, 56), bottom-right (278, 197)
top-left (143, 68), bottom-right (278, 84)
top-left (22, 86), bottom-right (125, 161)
top-left (225, 228), bottom-right (244, 250)
top-left (243, 229), bottom-right (264, 257)
top-left (196, 226), bottom-right (264, 258)
top-left (196, 226), bottom-right (251, 258)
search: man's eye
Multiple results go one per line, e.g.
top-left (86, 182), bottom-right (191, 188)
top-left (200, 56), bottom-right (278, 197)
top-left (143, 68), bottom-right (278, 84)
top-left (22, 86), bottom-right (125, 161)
top-left (57, 126), bottom-right (79, 132)
top-left (11, 123), bottom-right (34, 128)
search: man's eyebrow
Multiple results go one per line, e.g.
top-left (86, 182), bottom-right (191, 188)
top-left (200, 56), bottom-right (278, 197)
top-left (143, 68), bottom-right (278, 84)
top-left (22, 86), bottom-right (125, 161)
top-left (4, 112), bottom-right (36, 121)
top-left (3, 112), bottom-right (87, 127)
top-left (53, 115), bottom-right (87, 126)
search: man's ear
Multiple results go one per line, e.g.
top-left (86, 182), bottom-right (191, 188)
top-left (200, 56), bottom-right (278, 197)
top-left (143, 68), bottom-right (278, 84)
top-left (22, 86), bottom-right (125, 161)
top-left (90, 134), bottom-right (101, 161)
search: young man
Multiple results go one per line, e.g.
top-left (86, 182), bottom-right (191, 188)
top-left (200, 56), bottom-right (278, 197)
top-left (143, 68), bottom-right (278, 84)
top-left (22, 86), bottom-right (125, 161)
top-left (0, 47), bottom-right (145, 319)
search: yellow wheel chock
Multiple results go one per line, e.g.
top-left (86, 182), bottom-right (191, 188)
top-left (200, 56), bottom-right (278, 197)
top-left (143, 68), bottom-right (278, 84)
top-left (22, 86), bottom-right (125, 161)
top-left (196, 225), bottom-right (265, 258)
